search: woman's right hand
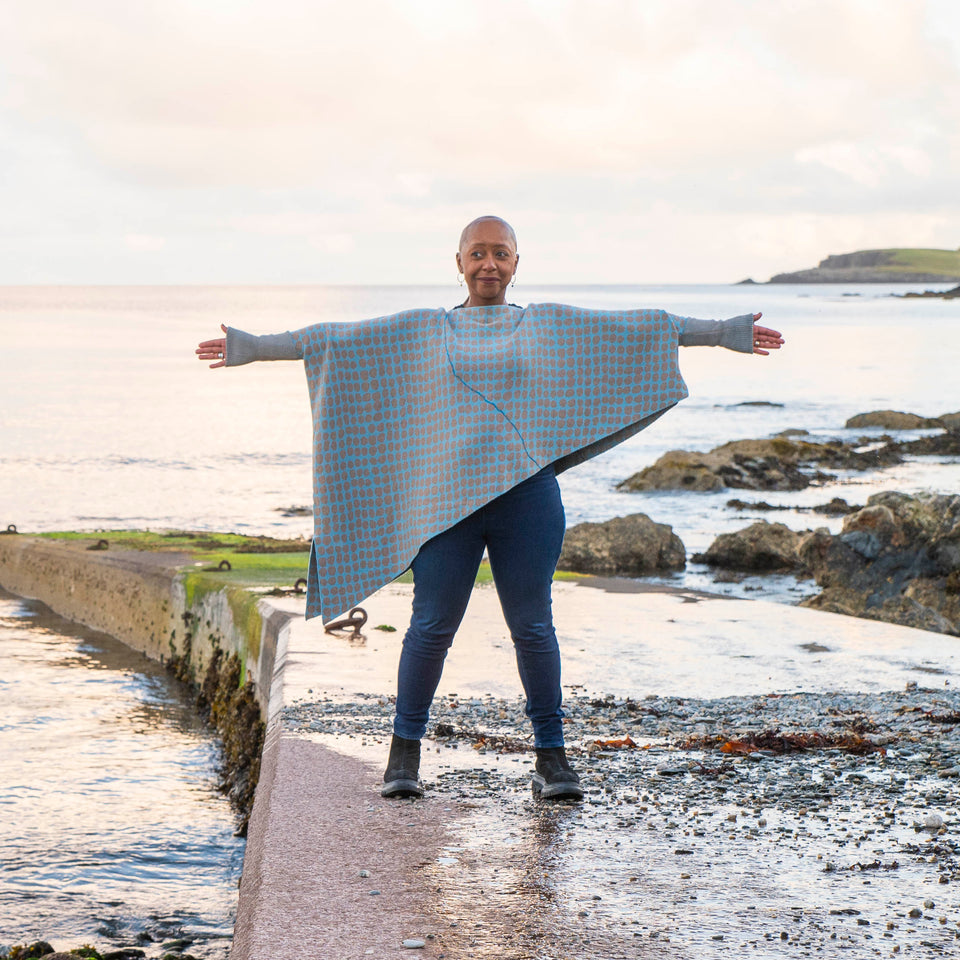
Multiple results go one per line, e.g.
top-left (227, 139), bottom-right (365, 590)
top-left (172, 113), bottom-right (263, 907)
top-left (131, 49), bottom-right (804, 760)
top-left (196, 323), bottom-right (228, 368)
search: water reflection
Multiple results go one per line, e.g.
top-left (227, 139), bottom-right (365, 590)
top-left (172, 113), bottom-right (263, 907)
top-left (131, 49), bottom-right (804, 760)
top-left (0, 588), bottom-right (241, 957)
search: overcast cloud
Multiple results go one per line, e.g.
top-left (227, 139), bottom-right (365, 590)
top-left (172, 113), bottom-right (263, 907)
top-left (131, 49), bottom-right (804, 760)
top-left (1, 0), bottom-right (957, 283)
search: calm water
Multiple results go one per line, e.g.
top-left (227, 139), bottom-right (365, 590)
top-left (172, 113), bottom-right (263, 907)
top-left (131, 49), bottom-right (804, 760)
top-left (2, 282), bottom-right (958, 555)
top-left (0, 587), bottom-right (240, 957)
top-left (0, 282), bottom-right (958, 947)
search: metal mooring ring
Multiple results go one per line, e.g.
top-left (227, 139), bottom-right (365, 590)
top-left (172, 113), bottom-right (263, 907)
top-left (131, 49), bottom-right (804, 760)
top-left (323, 607), bottom-right (368, 634)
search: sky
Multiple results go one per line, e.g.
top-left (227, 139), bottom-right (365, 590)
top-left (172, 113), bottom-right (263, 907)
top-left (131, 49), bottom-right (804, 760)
top-left (1, 0), bottom-right (958, 285)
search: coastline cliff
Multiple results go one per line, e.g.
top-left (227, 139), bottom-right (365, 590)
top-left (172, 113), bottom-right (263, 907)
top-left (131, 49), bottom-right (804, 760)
top-left (757, 247), bottom-right (960, 283)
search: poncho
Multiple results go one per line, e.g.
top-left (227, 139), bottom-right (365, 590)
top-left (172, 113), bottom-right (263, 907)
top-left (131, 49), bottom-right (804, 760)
top-left (226, 303), bottom-right (754, 621)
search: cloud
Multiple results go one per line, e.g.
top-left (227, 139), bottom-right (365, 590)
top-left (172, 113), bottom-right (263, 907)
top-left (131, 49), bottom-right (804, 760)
top-left (0, 0), bottom-right (958, 282)
top-left (5, 0), bottom-right (957, 186)
top-left (124, 233), bottom-right (166, 251)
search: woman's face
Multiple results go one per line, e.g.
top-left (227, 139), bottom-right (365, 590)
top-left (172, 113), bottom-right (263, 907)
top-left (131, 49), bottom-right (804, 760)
top-left (456, 219), bottom-right (519, 307)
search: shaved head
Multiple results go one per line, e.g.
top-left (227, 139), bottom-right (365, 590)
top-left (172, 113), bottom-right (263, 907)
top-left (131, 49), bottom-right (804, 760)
top-left (458, 215), bottom-right (517, 252)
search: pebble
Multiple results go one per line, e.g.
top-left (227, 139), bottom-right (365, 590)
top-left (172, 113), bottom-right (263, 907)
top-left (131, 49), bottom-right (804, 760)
top-left (655, 763), bottom-right (687, 776)
top-left (401, 939), bottom-right (426, 949)
top-left (924, 813), bottom-right (945, 830)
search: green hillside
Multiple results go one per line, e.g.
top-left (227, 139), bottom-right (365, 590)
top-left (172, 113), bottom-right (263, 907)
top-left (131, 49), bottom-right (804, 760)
top-left (882, 248), bottom-right (960, 275)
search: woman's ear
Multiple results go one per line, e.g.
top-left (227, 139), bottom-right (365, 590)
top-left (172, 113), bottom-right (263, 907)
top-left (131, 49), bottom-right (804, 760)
top-left (455, 251), bottom-right (463, 274)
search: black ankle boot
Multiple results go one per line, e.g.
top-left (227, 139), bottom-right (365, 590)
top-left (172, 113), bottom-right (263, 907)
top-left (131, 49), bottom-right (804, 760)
top-left (381, 734), bottom-right (424, 798)
top-left (532, 746), bottom-right (583, 801)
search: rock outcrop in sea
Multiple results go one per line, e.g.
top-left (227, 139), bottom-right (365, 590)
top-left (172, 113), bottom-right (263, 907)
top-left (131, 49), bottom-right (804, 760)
top-left (619, 410), bottom-right (960, 494)
top-left (558, 512), bottom-right (686, 576)
top-left (617, 436), bottom-right (900, 493)
top-left (798, 492), bottom-right (960, 637)
top-left (845, 410), bottom-right (945, 430)
top-left (692, 494), bottom-right (960, 636)
top-left (901, 283), bottom-right (960, 298)
top-left (693, 521), bottom-right (809, 572)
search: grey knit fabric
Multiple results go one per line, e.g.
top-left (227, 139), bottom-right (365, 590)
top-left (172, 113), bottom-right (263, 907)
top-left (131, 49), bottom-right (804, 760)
top-left (226, 314), bottom-right (755, 366)
top-left (225, 328), bottom-right (302, 366)
top-left (678, 314), bottom-right (755, 353)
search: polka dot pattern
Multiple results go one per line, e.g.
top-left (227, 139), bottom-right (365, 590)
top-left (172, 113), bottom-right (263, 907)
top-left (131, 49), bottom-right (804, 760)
top-left (292, 304), bottom-right (688, 622)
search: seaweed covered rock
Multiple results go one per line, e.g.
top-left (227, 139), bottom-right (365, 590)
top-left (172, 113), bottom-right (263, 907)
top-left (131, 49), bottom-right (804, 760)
top-left (558, 513), bottom-right (686, 576)
top-left (896, 431), bottom-right (960, 456)
top-left (798, 492), bottom-right (960, 636)
top-left (844, 410), bottom-right (943, 430)
top-left (7, 944), bottom-right (56, 960)
top-left (693, 521), bottom-right (809, 572)
top-left (618, 436), bottom-right (900, 493)
top-left (616, 450), bottom-right (729, 492)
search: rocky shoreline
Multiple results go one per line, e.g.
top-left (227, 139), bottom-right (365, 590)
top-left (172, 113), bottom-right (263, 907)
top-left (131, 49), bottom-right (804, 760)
top-left (558, 409), bottom-right (960, 638)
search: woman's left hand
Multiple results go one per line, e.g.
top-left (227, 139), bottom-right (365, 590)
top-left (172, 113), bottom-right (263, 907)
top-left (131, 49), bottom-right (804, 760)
top-left (196, 323), bottom-right (229, 368)
top-left (751, 313), bottom-right (784, 356)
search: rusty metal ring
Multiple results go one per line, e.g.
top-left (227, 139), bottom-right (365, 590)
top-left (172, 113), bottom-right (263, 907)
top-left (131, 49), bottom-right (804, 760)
top-left (294, 577), bottom-right (307, 594)
top-left (218, 559), bottom-right (232, 571)
top-left (323, 606), bottom-right (368, 633)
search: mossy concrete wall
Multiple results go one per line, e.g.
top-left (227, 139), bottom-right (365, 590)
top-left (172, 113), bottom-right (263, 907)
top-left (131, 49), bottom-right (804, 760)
top-left (0, 535), bottom-right (288, 717)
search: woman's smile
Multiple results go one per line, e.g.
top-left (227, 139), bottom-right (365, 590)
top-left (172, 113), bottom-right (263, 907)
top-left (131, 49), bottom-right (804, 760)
top-left (456, 216), bottom-right (519, 307)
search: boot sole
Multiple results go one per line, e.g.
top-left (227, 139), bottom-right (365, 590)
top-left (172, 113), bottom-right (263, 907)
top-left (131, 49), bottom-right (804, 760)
top-left (531, 773), bottom-right (584, 801)
top-left (381, 777), bottom-right (424, 799)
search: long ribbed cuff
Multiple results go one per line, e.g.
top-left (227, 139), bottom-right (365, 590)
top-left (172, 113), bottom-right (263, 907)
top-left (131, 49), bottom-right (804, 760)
top-left (678, 314), bottom-right (755, 354)
top-left (225, 328), bottom-right (302, 366)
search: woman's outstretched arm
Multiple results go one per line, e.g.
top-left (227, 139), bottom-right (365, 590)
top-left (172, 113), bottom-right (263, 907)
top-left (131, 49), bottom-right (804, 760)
top-left (676, 311), bottom-right (784, 355)
top-left (196, 323), bottom-right (304, 367)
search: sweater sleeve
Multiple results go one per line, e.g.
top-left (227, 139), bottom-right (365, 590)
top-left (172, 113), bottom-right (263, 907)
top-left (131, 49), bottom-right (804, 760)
top-left (676, 314), bottom-right (755, 354)
top-left (224, 328), bottom-right (304, 366)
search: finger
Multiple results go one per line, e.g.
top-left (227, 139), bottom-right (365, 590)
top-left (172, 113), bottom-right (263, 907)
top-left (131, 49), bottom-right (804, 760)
top-left (220, 323), bottom-right (228, 334)
top-left (197, 339), bottom-right (226, 350)
top-left (753, 312), bottom-right (762, 321)
top-left (208, 359), bottom-right (225, 369)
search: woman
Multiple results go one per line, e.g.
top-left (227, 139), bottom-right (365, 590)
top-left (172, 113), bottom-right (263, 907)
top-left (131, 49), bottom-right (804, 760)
top-left (197, 215), bottom-right (784, 802)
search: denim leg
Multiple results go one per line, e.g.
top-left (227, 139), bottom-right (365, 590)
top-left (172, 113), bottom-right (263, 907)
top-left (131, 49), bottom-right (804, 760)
top-left (393, 512), bottom-right (485, 740)
top-left (485, 469), bottom-right (566, 748)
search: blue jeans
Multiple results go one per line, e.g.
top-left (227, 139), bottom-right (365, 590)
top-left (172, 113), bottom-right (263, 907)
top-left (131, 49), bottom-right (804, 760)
top-left (393, 466), bottom-right (566, 747)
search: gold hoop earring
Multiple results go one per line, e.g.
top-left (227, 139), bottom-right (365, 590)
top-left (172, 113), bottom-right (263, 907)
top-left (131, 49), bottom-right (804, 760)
top-left (457, 273), bottom-right (464, 286)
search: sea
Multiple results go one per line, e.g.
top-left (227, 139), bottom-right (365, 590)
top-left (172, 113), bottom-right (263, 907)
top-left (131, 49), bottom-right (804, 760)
top-left (1, 281), bottom-right (958, 951)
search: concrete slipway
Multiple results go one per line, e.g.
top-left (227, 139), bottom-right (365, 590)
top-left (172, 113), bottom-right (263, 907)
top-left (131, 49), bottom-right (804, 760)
top-left (2, 535), bottom-right (959, 958)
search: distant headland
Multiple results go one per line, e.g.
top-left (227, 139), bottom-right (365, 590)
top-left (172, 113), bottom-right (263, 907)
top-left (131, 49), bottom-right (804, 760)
top-left (739, 247), bottom-right (960, 284)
